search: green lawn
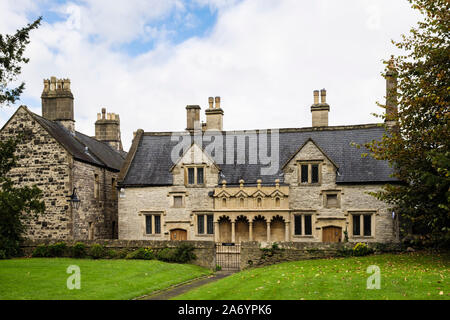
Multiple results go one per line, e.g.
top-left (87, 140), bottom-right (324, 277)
top-left (0, 258), bottom-right (211, 300)
top-left (176, 252), bottom-right (450, 300)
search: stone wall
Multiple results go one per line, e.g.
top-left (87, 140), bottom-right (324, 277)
top-left (119, 136), bottom-right (396, 243)
top-left (72, 161), bottom-right (119, 240)
top-left (0, 106), bottom-right (120, 241)
top-left (0, 107), bottom-right (73, 239)
top-left (21, 239), bottom-right (216, 269)
top-left (240, 241), bottom-right (402, 270)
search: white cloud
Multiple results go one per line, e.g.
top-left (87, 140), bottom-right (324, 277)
top-left (1, 0), bottom-right (421, 150)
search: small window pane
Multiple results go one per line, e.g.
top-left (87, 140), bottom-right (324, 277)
top-left (145, 215), bottom-right (152, 234)
top-left (154, 215), bottom-right (161, 234)
top-left (188, 168), bottom-right (195, 184)
top-left (363, 215), bottom-right (371, 236)
top-left (301, 165), bottom-right (309, 183)
top-left (353, 215), bottom-right (360, 236)
top-left (207, 215), bottom-right (214, 234)
top-left (304, 215), bottom-right (312, 235)
top-left (326, 194), bottom-right (338, 207)
top-left (174, 196), bottom-right (183, 207)
top-left (294, 215), bottom-right (302, 235)
top-left (198, 215), bottom-right (205, 234)
top-left (311, 165), bottom-right (319, 183)
top-left (197, 168), bottom-right (204, 184)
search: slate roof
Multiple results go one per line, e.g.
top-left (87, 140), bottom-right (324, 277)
top-left (29, 110), bottom-right (126, 171)
top-left (120, 124), bottom-right (398, 186)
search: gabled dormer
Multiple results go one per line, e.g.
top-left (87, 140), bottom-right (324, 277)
top-left (282, 138), bottom-right (338, 186)
top-left (170, 142), bottom-right (220, 187)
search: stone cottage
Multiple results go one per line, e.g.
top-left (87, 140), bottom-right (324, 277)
top-left (117, 68), bottom-right (399, 244)
top-left (0, 77), bottom-right (126, 240)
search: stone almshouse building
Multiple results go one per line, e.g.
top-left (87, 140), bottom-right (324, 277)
top-left (0, 77), bottom-right (126, 240)
top-left (118, 71), bottom-right (399, 244)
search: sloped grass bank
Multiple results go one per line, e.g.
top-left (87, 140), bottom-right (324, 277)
top-left (176, 252), bottom-right (449, 300)
top-left (0, 258), bottom-right (211, 300)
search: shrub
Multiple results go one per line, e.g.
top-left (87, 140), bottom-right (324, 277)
top-left (126, 247), bottom-right (155, 260)
top-left (215, 264), bottom-right (222, 271)
top-left (48, 242), bottom-right (67, 257)
top-left (0, 238), bottom-right (21, 258)
top-left (156, 247), bottom-right (178, 262)
top-left (115, 248), bottom-right (130, 259)
top-left (352, 243), bottom-right (373, 256)
top-left (0, 249), bottom-right (7, 260)
top-left (71, 242), bottom-right (87, 258)
top-left (105, 249), bottom-right (118, 259)
top-left (336, 246), bottom-right (353, 257)
top-left (156, 245), bottom-right (196, 263)
top-left (32, 244), bottom-right (50, 257)
top-left (88, 244), bottom-right (106, 259)
top-left (174, 243), bottom-right (196, 263)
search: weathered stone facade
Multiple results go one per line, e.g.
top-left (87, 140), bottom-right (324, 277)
top-left (119, 138), bottom-right (396, 243)
top-left (0, 77), bottom-right (126, 240)
top-left (1, 107), bottom-right (73, 239)
top-left (119, 81), bottom-right (400, 244)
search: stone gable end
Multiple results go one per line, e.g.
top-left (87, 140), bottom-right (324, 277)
top-left (0, 107), bottom-right (73, 239)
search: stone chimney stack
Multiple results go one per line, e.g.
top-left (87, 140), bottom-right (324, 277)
top-left (310, 88), bottom-right (330, 127)
top-left (385, 56), bottom-right (398, 126)
top-left (186, 105), bottom-right (201, 131)
top-left (205, 96), bottom-right (224, 131)
top-left (95, 107), bottom-right (123, 151)
top-left (41, 76), bottom-right (75, 133)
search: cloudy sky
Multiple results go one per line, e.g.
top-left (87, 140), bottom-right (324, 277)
top-left (0, 0), bottom-right (420, 150)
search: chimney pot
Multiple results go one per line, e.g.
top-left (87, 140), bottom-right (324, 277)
top-left (313, 90), bottom-right (320, 105)
top-left (208, 97), bottom-right (214, 109)
top-left (215, 96), bottom-right (221, 109)
top-left (320, 89), bottom-right (327, 104)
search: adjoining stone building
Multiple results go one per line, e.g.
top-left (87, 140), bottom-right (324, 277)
top-left (0, 77), bottom-right (126, 240)
top-left (118, 69), bottom-right (400, 244)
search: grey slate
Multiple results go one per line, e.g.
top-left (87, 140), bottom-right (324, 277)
top-left (121, 125), bottom-right (397, 186)
top-left (31, 111), bottom-right (125, 171)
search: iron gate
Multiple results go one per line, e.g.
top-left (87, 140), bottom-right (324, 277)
top-left (215, 243), bottom-right (240, 271)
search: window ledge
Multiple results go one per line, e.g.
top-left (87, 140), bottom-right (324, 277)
top-left (293, 235), bottom-right (314, 238)
top-left (195, 234), bottom-right (214, 237)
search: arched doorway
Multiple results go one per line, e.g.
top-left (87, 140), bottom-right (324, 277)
top-left (218, 216), bottom-right (232, 242)
top-left (253, 215), bottom-right (267, 242)
top-left (235, 215), bottom-right (249, 243)
top-left (170, 228), bottom-right (187, 241)
top-left (322, 226), bottom-right (342, 242)
top-left (270, 215), bottom-right (285, 242)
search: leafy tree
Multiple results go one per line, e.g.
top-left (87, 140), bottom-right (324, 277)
top-left (365, 0), bottom-right (449, 244)
top-left (0, 17), bottom-right (44, 258)
top-left (0, 17), bottom-right (41, 106)
top-left (0, 137), bottom-right (45, 258)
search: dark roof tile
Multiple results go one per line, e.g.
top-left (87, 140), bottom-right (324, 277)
top-left (122, 125), bottom-right (397, 186)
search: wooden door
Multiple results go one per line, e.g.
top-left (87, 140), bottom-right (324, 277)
top-left (322, 226), bottom-right (342, 242)
top-left (170, 229), bottom-right (187, 241)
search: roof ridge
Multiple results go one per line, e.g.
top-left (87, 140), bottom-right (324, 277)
top-left (142, 123), bottom-right (385, 136)
top-left (75, 130), bottom-right (126, 160)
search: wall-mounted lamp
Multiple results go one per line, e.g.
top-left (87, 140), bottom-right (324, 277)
top-left (67, 187), bottom-right (81, 210)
